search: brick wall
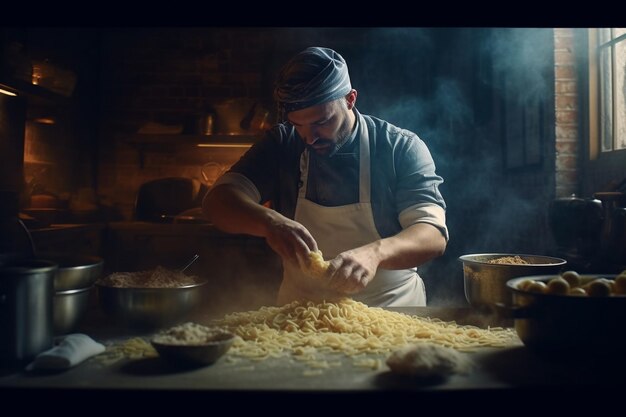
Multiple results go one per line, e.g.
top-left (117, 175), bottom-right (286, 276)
top-left (23, 116), bottom-right (83, 204)
top-left (554, 28), bottom-right (580, 198)
top-left (23, 103), bottom-right (96, 210)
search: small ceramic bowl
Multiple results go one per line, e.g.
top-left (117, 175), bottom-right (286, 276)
top-left (151, 332), bottom-right (235, 366)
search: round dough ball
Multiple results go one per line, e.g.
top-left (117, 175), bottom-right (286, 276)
top-left (386, 343), bottom-right (472, 378)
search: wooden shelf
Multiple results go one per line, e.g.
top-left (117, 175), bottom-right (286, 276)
top-left (125, 134), bottom-right (260, 147)
top-left (122, 134), bottom-right (257, 168)
top-left (0, 74), bottom-right (70, 104)
top-left (24, 159), bottom-right (54, 165)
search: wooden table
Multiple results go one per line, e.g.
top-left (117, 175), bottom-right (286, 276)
top-left (1, 305), bottom-right (622, 414)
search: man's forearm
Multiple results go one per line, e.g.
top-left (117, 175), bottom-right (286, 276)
top-left (202, 184), bottom-right (274, 238)
top-left (369, 223), bottom-right (447, 270)
top-left (203, 184), bottom-right (319, 264)
top-left (325, 222), bottom-right (447, 294)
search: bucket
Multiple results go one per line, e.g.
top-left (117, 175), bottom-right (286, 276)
top-left (0, 259), bottom-right (57, 369)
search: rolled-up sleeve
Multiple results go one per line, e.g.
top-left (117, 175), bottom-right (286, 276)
top-left (399, 202), bottom-right (449, 241)
top-left (393, 129), bottom-right (448, 240)
top-left (210, 172), bottom-right (261, 202)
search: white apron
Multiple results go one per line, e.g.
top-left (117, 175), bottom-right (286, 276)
top-left (277, 114), bottom-right (426, 307)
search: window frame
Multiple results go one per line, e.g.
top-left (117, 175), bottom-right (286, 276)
top-left (579, 29), bottom-right (626, 196)
top-left (588, 28), bottom-right (626, 159)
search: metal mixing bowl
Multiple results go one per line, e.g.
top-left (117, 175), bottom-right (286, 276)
top-left (459, 253), bottom-right (566, 310)
top-left (38, 253), bottom-right (104, 291)
top-left (96, 280), bottom-right (208, 330)
top-left (54, 286), bottom-right (92, 335)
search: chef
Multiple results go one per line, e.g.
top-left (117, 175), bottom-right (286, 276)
top-left (203, 46), bottom-right (448, 307)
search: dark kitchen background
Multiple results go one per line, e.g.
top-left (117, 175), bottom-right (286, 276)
top-left (2, 27), bottom-right (625, 311)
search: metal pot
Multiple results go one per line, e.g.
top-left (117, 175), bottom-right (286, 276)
top-left (594, 192), bottom-right (626, 265)
top-left (460, 253), bottom-right (566, 310)
top-left (548, 194), bottom-right (603, 258)
top-left (0, 259), bottom-right (57, 369)
top-left (134, 177), bottom-right (208, 222)
top-left (506, 275), bottom-right (625, 354)
top-left (54, 286), bottom-right (92, 335)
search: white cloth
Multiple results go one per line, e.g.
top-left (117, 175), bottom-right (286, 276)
top-left (278, 113), bottom-right (426, 307)
top-left (26, 333), bottom-right (105, 371)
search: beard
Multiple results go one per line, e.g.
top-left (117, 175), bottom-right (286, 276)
top-left (306, 116), bottom-right (354, 157)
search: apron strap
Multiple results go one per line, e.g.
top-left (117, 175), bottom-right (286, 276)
top-left (358, 114), bottom-right (371, 203)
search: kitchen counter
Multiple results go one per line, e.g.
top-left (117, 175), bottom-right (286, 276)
top-left (1, 305), bottom-right (623, 414)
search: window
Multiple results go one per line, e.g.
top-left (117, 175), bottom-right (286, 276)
top-left (591, 28), bottom-right (626, 155)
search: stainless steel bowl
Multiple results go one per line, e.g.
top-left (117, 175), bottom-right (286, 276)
top-left (151, 332), bottom-right (235, 366)
top-left (96, 281), bottom-right (208, 330)
top-left (460, 253), bottom-right (566, 310)
top-left (38, 253), bottom-right (104, 291)
top-left (54, 286), bottom-right (92, 335)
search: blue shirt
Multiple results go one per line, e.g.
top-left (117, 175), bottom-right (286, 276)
top-left (217, 109), bottom-right (448, 240)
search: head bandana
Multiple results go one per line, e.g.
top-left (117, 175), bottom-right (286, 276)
top-left (274, 47), bottom-right (352, 118)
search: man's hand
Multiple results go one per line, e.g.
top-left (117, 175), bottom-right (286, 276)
top-left (264, 215), bottom-right (318, 267)
top-left (204, 184), bottom-right (318, 267)
top-left (322, 223), bottom-right (447, 294)
top-left (325, 246), bottom-right (381, 294)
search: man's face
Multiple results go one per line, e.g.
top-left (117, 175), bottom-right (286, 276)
top-left (287, 99), bottom-right (353, 156)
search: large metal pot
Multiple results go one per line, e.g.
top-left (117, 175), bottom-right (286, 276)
top-left (460, 253), bottom-right (566, 310)
top-left (507, 275), bottom-right (625, 354)
top-left (0, 259), bottom-right (57, 369)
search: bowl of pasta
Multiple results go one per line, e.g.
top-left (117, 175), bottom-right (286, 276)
top-left (151, 322), bottom-right (235, 366)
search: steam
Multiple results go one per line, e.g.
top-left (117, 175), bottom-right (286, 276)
top-left (345, 28), bottom-right (557, 307)
top-left (377, 78), bottom-right (474, 140)
top-left (485, 28), bottom-right (554, 106)
top-left (202, 250), bottom-right (283, 316)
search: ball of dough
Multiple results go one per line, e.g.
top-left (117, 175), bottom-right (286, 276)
top-left (304, 250), bottom-right (330, 279)
top-left (386, 342), bottom-right (472, 378)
